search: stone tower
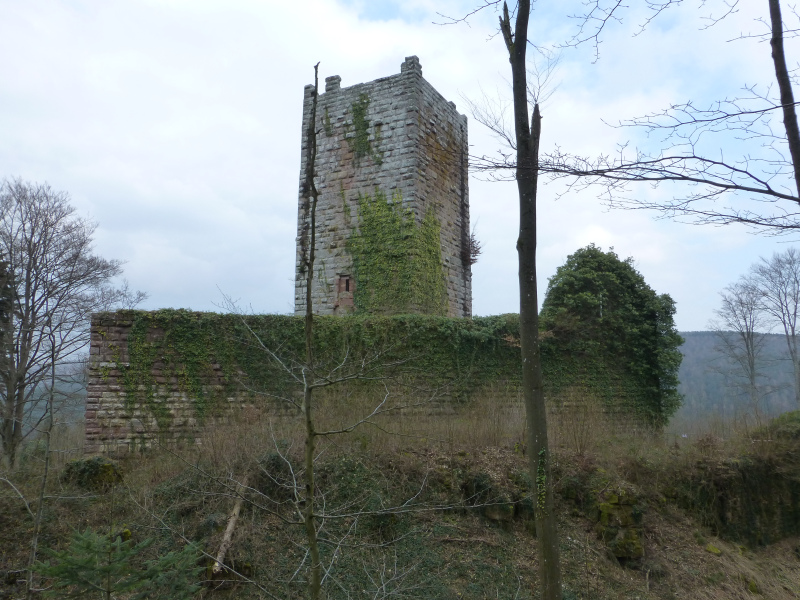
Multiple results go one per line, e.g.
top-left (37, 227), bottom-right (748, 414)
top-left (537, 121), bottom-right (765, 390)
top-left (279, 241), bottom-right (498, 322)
top-left (294, 56), bottom-right (471, 318)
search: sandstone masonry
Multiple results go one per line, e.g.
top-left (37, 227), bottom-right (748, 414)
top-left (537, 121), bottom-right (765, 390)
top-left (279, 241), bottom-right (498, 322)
top-left (85, 312), bottom-right (257, 455)
top-left (85, 311), bottom-right (651, 455)
top-left (294, 56), bottom-right (472, 317)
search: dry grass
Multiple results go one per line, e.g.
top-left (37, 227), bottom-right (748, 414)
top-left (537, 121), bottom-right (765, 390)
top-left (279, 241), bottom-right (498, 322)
top-left (188, 388), bottom-right (530, 465)
top-left (197, 385), bottom-right (652, 462)
top-left (183, 387), bottom-right (778, 485)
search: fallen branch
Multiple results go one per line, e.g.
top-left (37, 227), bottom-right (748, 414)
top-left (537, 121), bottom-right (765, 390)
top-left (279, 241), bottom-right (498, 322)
top-left (212, 476), bottom-right (248, 576)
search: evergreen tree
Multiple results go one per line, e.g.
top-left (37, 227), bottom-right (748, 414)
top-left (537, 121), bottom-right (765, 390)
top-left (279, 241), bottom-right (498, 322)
top-left (35, 528), bottom-right (201, 599)
top-left (540, 244), bottom-right (684, 425)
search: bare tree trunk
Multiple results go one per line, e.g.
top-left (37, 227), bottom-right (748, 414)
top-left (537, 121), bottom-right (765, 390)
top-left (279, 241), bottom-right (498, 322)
top-left (9, 385), bottom-right (25, 468)
top-left (747, 341), bottom-right (761, 419)
top-left (26, 338), bottom-right (55, 599)
top-left (301, 62), bottom-right (323, 600)
top-left (499, 2), bottom-right (562, 598)
top-left (791, 335), bottom-right (800, 409)
top-left (769, 0), bottom-right (800, 196)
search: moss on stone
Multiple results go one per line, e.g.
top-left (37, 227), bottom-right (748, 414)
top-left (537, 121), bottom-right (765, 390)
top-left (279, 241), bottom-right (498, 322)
top-left (609, 528), bottom-right (644, 560)
top-left (705, 543), bottom-right (722, 556)
top-left (62, 457), bottom-right (124, 491)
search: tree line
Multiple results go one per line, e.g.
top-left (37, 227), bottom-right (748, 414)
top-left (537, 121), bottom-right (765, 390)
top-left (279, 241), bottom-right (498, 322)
top-left (677, 331), bottom-right (796, 422)
top-left (711, 247), bottom-right (800, 418)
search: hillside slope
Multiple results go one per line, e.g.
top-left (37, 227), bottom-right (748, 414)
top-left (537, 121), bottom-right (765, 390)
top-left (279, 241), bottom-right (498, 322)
top-left (2, 407), bottom-right (799, 600)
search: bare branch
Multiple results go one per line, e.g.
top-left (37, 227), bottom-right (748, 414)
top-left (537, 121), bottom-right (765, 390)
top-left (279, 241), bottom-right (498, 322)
top-left (0, 476), bottom-right (35, 520)
top-left (434, 0), bottom-right (502, 26)
top-left (562, 0), bottom-right (685, 61)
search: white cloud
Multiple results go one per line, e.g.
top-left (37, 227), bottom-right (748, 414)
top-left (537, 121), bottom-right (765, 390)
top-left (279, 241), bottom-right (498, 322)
top-left (0, 0), bottom-right (794, 330)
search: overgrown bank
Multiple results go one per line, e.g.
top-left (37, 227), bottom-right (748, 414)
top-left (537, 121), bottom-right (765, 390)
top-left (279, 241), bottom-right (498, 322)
top-left (3, 408), bottom-right (800, 599)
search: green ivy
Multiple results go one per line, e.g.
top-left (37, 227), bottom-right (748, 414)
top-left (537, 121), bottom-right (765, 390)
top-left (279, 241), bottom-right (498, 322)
top-left (350, 93), bottom-right (371, 161)
top-left (117, 310), bottom-right (302, 427)
top-left (98, 309), bottom-right (677, 429)
top-left (123, 317), bottom-right (165, 426)
top-left (323, 106), bottom-right (333, 137)
top-left (539, 244), bottom-right (684, 426)
top-left (345, 93), bottom-right (383, 166)
top-left (347, 190), bottom-right (448, 316)
top-left (102, 312), bottom-right (522, 427)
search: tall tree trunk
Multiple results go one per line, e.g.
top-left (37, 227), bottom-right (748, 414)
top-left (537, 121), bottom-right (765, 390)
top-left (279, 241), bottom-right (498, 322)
top-left (778, 306), bottom-right (800, 408)
top-left (792, 335), bottom-right (800, 409)
top-left (10, 385), bottom-right (24, 467)
top-left (302, 63), bottom-right (322, 600)
top-left (745, 331), bottom-right (761, 417)
top-left (26, 337), bottom-right (55, 599)
top-left (499, 2), bottom-right (562, 598)
top-left (769, 0), bottom-right (800, 196)
top-left (0, 258), bottom-right (15, 468)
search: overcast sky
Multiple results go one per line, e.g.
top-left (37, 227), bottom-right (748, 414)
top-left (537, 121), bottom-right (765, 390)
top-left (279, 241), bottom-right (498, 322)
top-left (1, 0), bottom-right (796, 331)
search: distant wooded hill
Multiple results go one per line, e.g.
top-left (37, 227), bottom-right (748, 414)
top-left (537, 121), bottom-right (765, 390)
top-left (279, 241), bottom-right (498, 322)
top-left (675, 331), bottom-right (797, 422)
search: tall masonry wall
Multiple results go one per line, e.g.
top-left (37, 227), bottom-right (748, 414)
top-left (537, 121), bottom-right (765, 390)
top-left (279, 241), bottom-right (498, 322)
top-left (85, 310), bottom-right (518, 455)
top-left (85, 312), bottom-right (259, 455)
top-left (294, 56), bottom-right (472, 318)
top-left (85, 311), bottom-right (656, 455)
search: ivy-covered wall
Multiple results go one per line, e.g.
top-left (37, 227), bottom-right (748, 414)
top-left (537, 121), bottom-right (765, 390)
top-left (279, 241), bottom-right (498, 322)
top-left (86, 310), bottom-right (667, 455)
top-left (347, 191), bottom-right (447, 315)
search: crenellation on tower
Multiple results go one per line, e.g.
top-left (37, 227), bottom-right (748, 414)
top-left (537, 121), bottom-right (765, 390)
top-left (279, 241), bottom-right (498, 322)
top-left (325, 75), bottom-right (341, 93)
top-left (295, 56), bottom-right (472, 317)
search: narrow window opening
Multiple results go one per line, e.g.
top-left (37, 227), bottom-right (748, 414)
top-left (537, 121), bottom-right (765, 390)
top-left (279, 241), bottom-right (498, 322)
top-left (335, 274), bottom-right (355, 314)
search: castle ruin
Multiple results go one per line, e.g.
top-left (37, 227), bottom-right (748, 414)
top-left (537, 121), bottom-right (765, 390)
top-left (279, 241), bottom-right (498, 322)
top-left (294, 56), bottom-right (472, 318)
top-left (85, 57), bottom-right (478, 455)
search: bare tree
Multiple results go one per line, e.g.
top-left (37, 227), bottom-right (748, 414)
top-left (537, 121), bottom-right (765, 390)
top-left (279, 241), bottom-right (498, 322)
top-left (445, 2), bottom-right (564, 597)
top-left (470, 0), bottom-right (800, 235)
top-left (300, 62), bottom-right (324, 600)
top-left (473, 2), bottom-right (563, 598)
top-left (0, 179), bottom-right (145, 468)
top-left (710, 277), bottom-right (772, 417)
top-left (749, 247), bottom-right (800, 408)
